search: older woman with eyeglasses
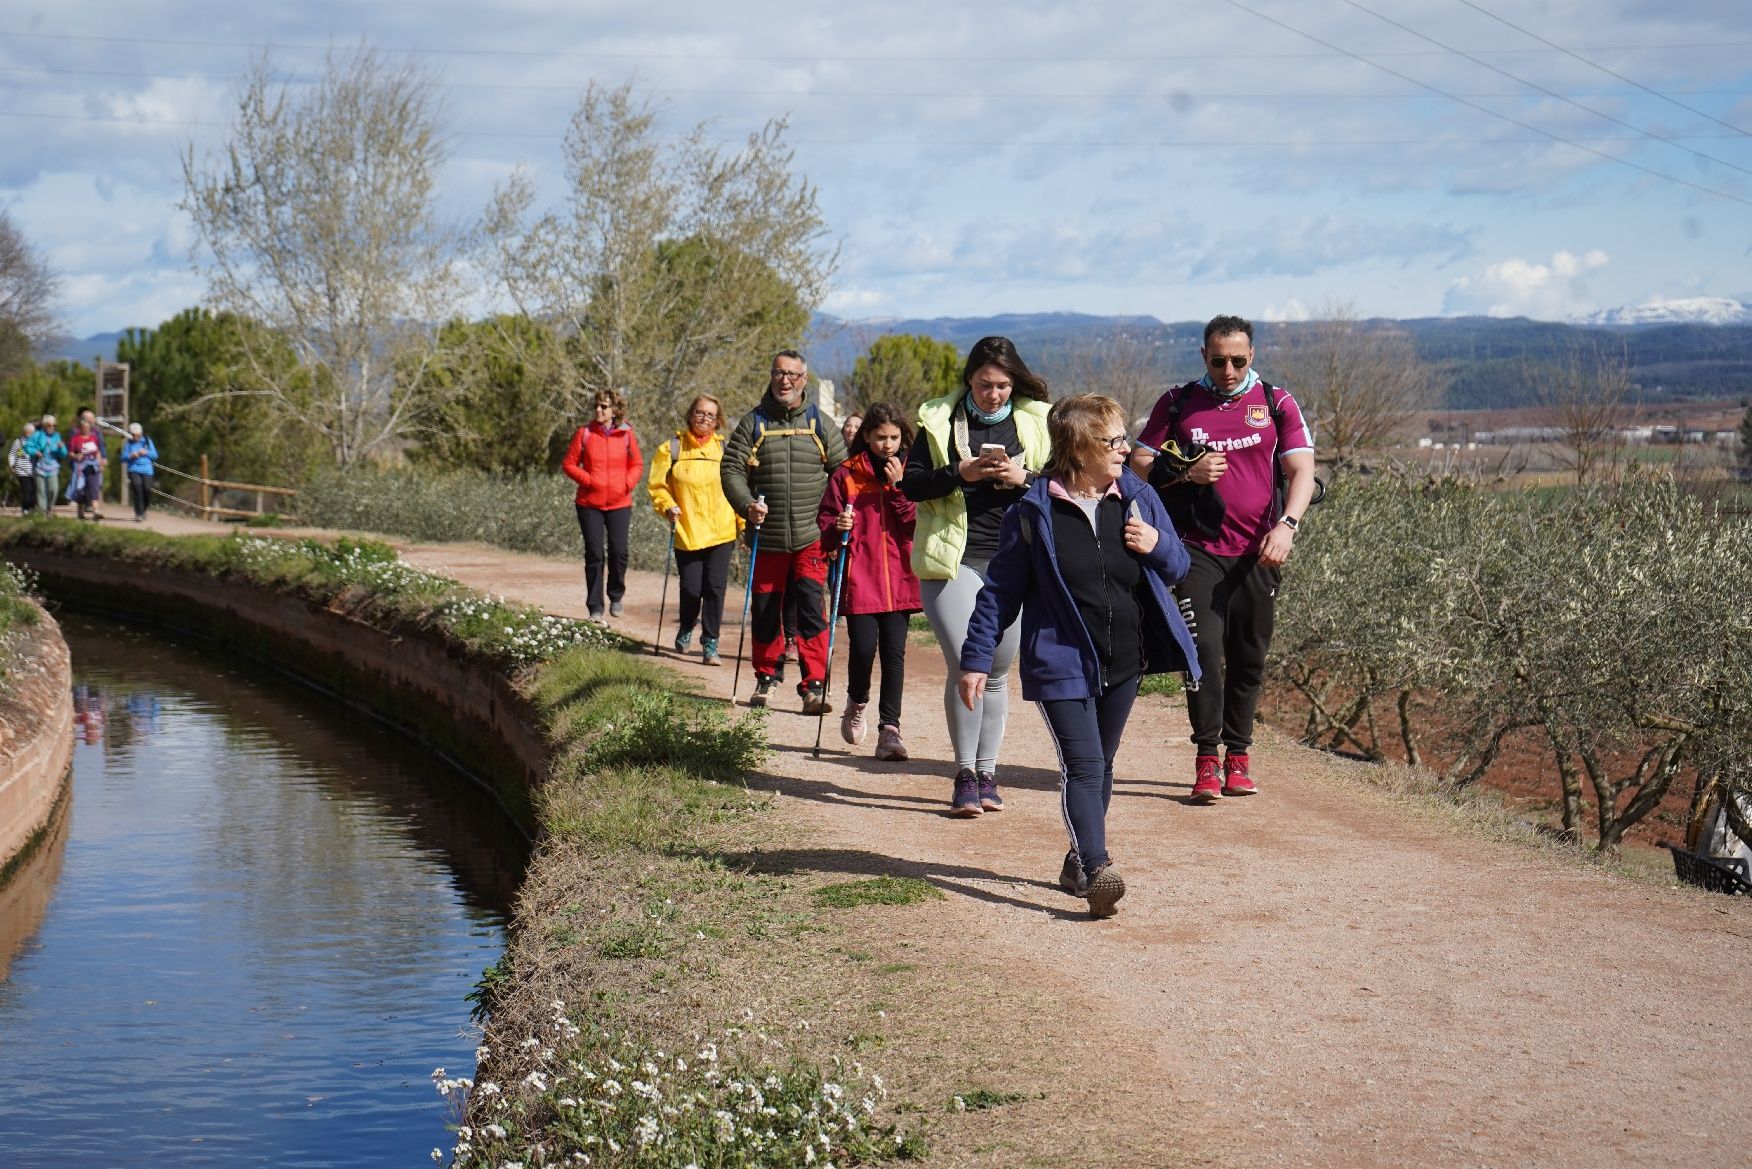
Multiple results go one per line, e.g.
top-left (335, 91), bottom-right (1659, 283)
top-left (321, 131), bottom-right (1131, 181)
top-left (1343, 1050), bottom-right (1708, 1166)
top-left (647, 394), bottom-right (741, 665)
top-left (958, 394), bottom-right (1198, 918)
top-left (562, 388), bottom-right (645, 620)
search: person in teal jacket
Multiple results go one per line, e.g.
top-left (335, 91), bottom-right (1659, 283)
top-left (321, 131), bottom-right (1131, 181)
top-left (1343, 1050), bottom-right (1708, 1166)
top-left (25, 415), bottom-right (69, 517)
top-left (121, 423), bottom-right (159, 521)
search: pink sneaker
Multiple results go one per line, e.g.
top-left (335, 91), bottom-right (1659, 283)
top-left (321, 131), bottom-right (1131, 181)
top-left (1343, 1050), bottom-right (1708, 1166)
top-left (1190, 755), bottom-right (1222, 803)
top-left (1222, 752), bottom-right (1257, 797)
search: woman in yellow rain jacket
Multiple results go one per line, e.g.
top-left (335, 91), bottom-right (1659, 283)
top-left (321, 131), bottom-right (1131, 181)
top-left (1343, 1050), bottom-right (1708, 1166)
top-left (648, 394), bottom-right (742, 665)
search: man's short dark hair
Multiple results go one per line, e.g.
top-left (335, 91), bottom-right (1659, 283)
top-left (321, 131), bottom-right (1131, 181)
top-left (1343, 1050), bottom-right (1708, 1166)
top-left (1202, 315), bottom-right (1254, 347)
top-left (772, 349), bottom-right (806, 368)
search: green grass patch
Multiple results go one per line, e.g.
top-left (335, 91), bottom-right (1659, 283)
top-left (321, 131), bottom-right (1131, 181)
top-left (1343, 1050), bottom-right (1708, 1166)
top-left (951, 1087), bottom-right (1033, 1112)
top-left (1137, 672), bottom-right (1184, 697)
top-left (813, 876), bottom-right (945, 909)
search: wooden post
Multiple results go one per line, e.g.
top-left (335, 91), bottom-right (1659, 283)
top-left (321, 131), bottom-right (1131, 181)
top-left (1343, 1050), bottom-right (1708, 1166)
top-left (200, 454), bottom-right (211, 520)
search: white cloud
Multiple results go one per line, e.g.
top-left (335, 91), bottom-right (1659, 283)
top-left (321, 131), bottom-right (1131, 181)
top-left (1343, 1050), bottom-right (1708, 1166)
top-left (1442, 249), bottom-right (1610, 319)
top-left (1263, 298), bottom-right (1312, 323)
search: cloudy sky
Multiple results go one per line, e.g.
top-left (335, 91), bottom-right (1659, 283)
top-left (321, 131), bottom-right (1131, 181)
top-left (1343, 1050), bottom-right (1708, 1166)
top-left (3, 1), bottom-right (1750, 336)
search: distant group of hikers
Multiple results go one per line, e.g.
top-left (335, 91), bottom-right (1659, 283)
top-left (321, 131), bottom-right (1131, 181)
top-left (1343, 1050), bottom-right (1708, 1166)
top-left (565, 316), bottom-right (1316, 919)
top-left (8, 408), bottom-right (159, 522)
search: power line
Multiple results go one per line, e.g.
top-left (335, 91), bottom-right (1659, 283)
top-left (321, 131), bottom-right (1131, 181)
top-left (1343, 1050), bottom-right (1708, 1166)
top-left (1214, 0), bottom-right (1752, 208)
top-left (1450, 0), bottom-right (1750, 137)
top-left (1334, 0), bottom-right (1752, 179)
top-left (5, 26), bottom-right (1752, 63)
top-left (1, 105), bottom-right (1747, 149)
top-left (4, 60), bottom-right (1752, 103)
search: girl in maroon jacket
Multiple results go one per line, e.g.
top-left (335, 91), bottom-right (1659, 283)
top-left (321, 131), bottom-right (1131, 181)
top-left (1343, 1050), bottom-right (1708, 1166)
top-left (817, 401), bottom-right (921, 761)
top-left (562, 388), bottom-right (644, 619)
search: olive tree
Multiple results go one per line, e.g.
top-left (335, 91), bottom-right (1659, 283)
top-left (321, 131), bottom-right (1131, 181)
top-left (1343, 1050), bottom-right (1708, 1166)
top-left (181, 47), bottom-right (462, 467)
top-left (846, 333), bottom-right (960, 415)
top-left (482, 81), bottom-right (834, 436)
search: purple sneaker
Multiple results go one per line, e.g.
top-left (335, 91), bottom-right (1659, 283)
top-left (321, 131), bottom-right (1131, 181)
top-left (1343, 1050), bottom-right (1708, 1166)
top-left (977, 771), bottom-right (1004, 812)
top-left (949, 769), bottom-right (982, 818)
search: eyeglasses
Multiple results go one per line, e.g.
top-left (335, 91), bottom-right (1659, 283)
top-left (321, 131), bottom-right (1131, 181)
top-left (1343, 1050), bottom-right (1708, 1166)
top-left (689, 410), bottom-right (719, 421)
top-left (1102, 434), bottom-right (1130, 451)
top-left (771, 370), bottom-right (807, 381)
top-left (1207, 354), bottom-right (1250, 370)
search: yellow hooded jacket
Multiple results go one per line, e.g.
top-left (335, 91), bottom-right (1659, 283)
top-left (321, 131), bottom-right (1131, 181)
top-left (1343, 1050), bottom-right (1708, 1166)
top-left (647, 430), bottom-right (742, 551)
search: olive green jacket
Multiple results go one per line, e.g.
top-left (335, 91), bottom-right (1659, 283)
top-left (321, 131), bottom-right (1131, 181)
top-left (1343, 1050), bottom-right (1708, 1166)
top-left (910, 394), bottom-right (1051, 580)
top-left (720, 391), bottom-right (848, 554)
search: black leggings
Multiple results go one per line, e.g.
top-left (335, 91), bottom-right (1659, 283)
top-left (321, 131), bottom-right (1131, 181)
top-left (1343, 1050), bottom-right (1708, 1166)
top-left (674, 542), bottom-right (733, 641)
top-left (844, 611), bottom-right (909, 728)
top-left (128, 471), bottom-right (153, 518)
top-left (576, 505), bottom-right (631, 613)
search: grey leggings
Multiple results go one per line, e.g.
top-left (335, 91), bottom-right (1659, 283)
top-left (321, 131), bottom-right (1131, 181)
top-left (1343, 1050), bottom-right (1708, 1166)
top-left (920, 558), bottom-right (1020, 773)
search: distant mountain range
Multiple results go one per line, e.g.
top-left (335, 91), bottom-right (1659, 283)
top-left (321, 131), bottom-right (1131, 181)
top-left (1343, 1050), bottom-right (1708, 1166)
top-left (1574, 297), bottom-right (1752, 327)
top-left (37, 303), bottom-right (1752, 412)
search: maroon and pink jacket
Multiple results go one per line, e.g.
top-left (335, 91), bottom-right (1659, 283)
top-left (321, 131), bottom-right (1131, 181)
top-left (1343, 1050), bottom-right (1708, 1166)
top-left (816, 451), bottom-right (921, 616)
top-left (562, 421), bottom-right (644, 510)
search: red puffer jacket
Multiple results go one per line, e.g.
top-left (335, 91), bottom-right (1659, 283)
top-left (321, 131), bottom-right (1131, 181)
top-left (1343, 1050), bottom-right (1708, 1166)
top-left (562, 422), bottom-right (644, 510)
top-left (816, 452), bottom-right (921, 616)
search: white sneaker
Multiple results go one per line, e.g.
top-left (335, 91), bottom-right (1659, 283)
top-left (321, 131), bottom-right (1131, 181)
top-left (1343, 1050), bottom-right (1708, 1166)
top-left (840, 701), bottom-right (868, 745)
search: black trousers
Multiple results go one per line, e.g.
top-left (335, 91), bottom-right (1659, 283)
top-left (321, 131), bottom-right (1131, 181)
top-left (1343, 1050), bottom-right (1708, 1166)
top-left (845, 611), bottom-right (909, 727)
top-left (14, 475), bottom-right (34, 514)
top-left (1176, 545), bottom-right (1279, 754)
top-left (576, 504), bottom-right (631, 613)
top-left (675, 541), bottom-right (733, 641)
top-left (128, 471), bottom-right (153, 518)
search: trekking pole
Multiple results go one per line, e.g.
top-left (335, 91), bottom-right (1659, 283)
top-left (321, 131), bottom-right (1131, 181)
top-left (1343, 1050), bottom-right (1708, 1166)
top-left (812, 510), bottom-right (854, 758)
top-left (730, 494), bottom-right (764, 702)
top-left (652, 514), bottom-right (677, 655)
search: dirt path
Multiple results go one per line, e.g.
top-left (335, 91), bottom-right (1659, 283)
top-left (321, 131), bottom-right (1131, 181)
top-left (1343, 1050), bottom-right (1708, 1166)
top-left (139, 515), bottom-right (1752, 1166)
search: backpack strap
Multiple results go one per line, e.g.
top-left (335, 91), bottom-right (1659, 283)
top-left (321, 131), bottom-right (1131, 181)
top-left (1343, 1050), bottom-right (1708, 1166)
top-left (746, 402), bottom-right (827, 468)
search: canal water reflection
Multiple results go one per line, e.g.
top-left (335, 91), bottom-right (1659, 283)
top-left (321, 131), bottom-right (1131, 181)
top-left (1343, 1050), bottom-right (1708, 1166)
top-left (0, 614), bottom-right (521, 1167)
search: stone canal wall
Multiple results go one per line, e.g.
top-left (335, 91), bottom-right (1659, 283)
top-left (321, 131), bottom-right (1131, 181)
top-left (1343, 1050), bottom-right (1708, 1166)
top-left (4, 549), bottom-right (549, 837)
top-left (0, 606), bottom-right (74, 879)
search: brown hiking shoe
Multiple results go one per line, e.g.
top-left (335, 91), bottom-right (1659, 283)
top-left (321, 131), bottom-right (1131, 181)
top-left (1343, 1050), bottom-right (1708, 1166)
top-left (1085, 863), bottom-right (1126, 919)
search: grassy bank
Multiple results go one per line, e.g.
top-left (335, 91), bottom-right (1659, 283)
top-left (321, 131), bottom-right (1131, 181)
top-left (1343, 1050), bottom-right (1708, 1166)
top-left (0, 516), bottom-right (936, 1166)
top-left (297, 467), bottom-right (677, 571)
top-left (0, 559), bottom-right (38, 679)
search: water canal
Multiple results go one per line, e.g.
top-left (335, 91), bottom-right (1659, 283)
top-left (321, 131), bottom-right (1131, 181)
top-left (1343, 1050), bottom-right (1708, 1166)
top-left (0, 614), bottom-right (524, 1166)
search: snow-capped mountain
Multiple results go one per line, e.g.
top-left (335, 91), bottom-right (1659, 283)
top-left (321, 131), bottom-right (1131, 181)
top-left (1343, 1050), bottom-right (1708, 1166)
top-left (1577, 297), bottom-right (1752, 326)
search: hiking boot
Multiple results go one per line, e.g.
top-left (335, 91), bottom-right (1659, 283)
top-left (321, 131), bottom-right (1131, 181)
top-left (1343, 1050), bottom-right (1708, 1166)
top-left (1085, 863), bottom-right (1126, 919)
top-left (609, 600), bottom-right (625, 618)
top-left (1058, 851), bottom-right (1088, 896)
top-left (772, 656), bottom-right (786, 683)
top-left (840, 700), bottom-right (868, 745)
top-left (977, 771), bottom-right (1004, 812)
top-left (700, 637), bottom-right (721, 666)
top-left (1222, 751), bottom-right (1257, 797)
top-left (801, 680), bottom-right (831, 715)
top-left (949, 769), bottom-right (983, 818)
top-left (749, 674), bottom-right (777, 708)
top-left (874, 724), bottom-right (908, 761)
top-left (1191, 755), bottom-right (1222, 803)
top-left (673, 629), bottom-right (693, 654)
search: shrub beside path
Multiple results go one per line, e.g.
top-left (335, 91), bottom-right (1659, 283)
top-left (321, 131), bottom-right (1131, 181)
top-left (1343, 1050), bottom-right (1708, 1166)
top-left (138, 515), bottom-right (1752, 1166)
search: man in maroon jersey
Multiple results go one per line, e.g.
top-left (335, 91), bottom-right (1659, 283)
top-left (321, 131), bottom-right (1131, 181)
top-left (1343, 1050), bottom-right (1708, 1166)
top-left (1131, 314), bottom-right (1317, 803)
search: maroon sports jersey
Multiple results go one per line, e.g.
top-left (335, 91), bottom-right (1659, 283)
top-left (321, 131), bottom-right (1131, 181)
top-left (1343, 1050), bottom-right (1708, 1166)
top-left (1137, 379), bottom-right (1314, 557)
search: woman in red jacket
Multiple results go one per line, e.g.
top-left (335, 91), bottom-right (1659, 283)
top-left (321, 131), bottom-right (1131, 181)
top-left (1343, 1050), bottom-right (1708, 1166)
top-left (562, 388), bottom-right (644, 619)
top-left (817, 401), bottom-right (921, 761)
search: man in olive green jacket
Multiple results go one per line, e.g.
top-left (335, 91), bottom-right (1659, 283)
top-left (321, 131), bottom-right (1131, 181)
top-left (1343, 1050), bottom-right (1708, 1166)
top-left (720, 350), bottom-right (848, 712)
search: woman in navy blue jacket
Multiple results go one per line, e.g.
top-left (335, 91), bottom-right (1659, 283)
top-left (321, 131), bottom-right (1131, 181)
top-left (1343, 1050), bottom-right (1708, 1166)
top-left (958, 394), bottom-right (1200, 919)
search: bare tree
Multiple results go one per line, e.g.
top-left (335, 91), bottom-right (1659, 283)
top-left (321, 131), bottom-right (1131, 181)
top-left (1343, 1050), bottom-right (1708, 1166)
top-left (1273, 300), bottom-right (1438, 467)
top-left (0, 211), bottom-right (60, 379)
top-left (181, 47), bottom-right (461, 467)
top-left (482, 81), bottom-right (836, 435)
top-left (1535, 341), bottom-right (1631, 486)
top-left (1066, 328), bottom-right (1168, 426)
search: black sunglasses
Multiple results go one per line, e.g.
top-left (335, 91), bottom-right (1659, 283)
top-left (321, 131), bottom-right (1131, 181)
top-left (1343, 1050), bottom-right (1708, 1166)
top-left (1207, 354), bottom-right (1250, 370)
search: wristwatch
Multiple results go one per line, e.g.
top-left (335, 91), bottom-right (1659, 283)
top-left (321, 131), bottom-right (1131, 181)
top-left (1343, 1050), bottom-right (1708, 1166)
top-left (1278, 514), bottom-right (1300, 531)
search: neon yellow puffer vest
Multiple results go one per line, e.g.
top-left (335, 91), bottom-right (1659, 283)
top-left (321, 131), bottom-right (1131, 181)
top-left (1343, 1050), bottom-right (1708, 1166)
top-left (911, 395), bottom-right (1051, 580)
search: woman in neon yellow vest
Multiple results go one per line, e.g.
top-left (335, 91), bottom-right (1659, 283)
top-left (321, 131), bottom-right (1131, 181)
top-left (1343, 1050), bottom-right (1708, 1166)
top-left (900, 336), bottom-right (1051, 817)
